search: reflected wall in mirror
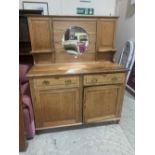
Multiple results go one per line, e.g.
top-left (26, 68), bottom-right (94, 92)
top-left (62, 26), bottom-right (89, 56)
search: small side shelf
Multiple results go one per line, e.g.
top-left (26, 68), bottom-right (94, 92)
top-left (96, 48), bottom-right (117, 61)
top-left (97, 48), bottom-right (117, 53)
top-left (30, 50), bottom-right (55, 64)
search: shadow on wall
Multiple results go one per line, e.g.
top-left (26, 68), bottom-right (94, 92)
top-left (126, 0), bottom-right (135, 18)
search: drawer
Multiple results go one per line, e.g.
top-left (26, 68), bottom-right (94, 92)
top-left (84, 73), bottom-right (125, 86)
top-left (35, 76), bottom-right (79, 87)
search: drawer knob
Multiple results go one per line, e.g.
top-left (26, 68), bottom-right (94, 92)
top-left (91, 78), bottom-right (98, 83)
top-left (42, 80), bottom-right (49, 85)
top-left (111, 77), bottom-right (118, 81)
top-left (65, 80), bottom-right (71, 85)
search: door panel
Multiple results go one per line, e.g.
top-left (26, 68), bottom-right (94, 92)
top-left (84, 85), bottom-right (121, 123)
top-left (36, 88), bottom-right (80, 128)
top-left (28, 17), bottom-right (53, 51)
top-left (97, 19), bottom-right (116, 50)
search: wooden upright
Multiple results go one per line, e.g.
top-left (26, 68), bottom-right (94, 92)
top-left (27, 15), bottom-right (127, 130)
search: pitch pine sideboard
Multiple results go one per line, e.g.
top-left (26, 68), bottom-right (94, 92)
top-left (27, 15), bottom-right (127, 130)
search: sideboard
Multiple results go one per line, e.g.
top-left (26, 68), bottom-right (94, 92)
top-left (27, 15), bottom-right (127, 130)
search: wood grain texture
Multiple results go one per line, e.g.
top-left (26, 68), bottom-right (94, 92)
top-left (27, 15), bottom-right (119, 19)
top-left (35, 87), bottom-right (81, 128)
top-left (28, 17), bottom-right (55, 64)
top-left (96, 52), bottom-right (115, 61)
top-left (83, 85), bottom-right (122, 123)
top-left (116, 79), bottom-right (127, 117)
top-left (28, 61), bottom-right (127, 130)
top-left (84, 73), bottom-right (125, 86)
top-left (28, 17), bottom-right (53, 51)
top-left (26, 15), bottom-right (127, 130)
top-left (96, 19), bottom-right (117, 51)
top-left (29, 79), bottom-right (40, 128)
top-left (27, 61), bottom-right (127, 78)
top-left (35, 76), bottom-right (79, 88)
top-left (28, 16), bottom-right (118, 64)
top-left (33, 53), bottom-right (54, 64)
top-left (97, 48), bottom-right (117, 52)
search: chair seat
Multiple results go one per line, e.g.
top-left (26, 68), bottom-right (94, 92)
top-left (20, 63), bottom-right (35, 139)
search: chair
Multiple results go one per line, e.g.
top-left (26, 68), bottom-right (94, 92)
top-left (19, 64), bottom-right (35, 139)
top-left (118, 40), bottom-right (135, 80)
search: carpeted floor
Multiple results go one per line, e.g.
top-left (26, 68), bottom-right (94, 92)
top-left (20, 90), bottom-right (135, 155)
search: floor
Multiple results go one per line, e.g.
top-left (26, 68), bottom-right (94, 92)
top-left (20, 91), bottom-right (135, 155)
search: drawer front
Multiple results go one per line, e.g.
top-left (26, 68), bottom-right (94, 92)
top-left (35, 76), bottom-right (79, 87)
top-left (84, 73), bottom-right (125, 86)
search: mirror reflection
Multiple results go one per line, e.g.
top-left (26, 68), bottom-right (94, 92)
top-left (62, 26), bottom-right (89, 56)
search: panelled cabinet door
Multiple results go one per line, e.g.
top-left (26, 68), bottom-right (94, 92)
top-left (96, 19), bottom-right (116, 51)
top-left (28, 17), bottom-right (53, 51)
top-left (35, 88), bottom-right (81, 128)
top-left (84, 85), bottom-right (123, 123)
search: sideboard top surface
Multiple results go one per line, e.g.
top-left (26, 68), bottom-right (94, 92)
top-left (27, 61), bottom-right (127, 78)
top-left (27, 15), bottom-right (119, 19)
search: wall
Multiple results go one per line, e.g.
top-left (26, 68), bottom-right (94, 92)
top-left (114, 0), bottom-right (135, 62)
top-left (19, 0), bottom-right (116, 15)
top-left (60, 0), bottom-right (116, 15)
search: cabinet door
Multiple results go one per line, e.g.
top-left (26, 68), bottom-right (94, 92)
top-left (35, 88), bottom-right (81, 129)
top-left (84, 85), bottom-right (124, 123)
top-left (28, 17), bottom-right (53, 51)
top-left (96, 19), bottom-right (116, 51)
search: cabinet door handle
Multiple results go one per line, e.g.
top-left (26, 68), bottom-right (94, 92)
top-left (42, 80), bottom-right (49, 85)
top-left (91, 78), bottom-right (98, 83)
top-left (65, 79), bottom-right (71, 85)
